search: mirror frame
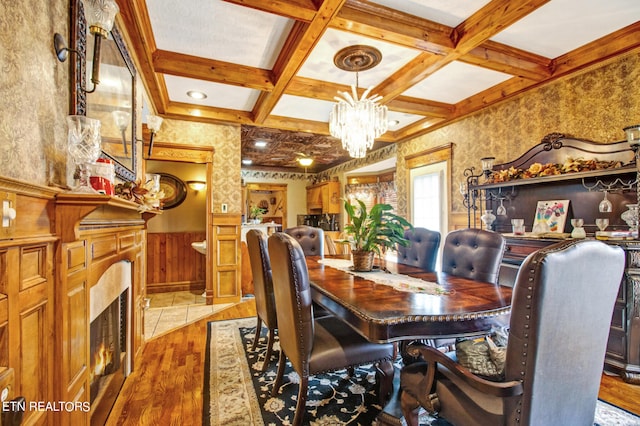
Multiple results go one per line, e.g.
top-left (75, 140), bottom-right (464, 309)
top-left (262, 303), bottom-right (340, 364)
top-left (70, 0), bottom-right (137, 182)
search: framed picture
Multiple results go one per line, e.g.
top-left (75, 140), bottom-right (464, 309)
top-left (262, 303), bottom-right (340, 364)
top-left (158, 173), bottom-right (187, 209)
top-left (533, 200), bottom-right (570, 233)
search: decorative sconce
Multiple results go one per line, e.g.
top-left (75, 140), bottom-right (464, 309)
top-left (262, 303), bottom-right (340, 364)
top-left (624, 124), bottom-right (640, 156)
top-left (461, 157), bottom-right (495, 228)
top-left (146, 115), bottom-right (164, 157)
top-left (187, 181), bottom-right (206, 192)
top-left (53, 0), bottom-right (119, 93)
top-left (112, 110), bottom-right (130, 155)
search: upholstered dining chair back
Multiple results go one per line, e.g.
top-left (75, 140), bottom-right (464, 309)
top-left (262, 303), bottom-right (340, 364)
top-left (501, 239), bottom-right (624, 425)
top-left (441, 228), bottom-right (505, 284)
top-left (397, 227), bottom-right (441, 271)
top-left (399, 239), bottom-right (626, 426)
top-left (245, 229), bottom-right (278, 370)
top-left (284, 225), bottom-right (325, 257)
top-left (267, 232), bottom-right (395, 426)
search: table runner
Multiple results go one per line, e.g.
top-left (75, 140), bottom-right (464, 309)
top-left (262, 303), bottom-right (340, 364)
top-left (317, 258), bottom-right (449, 295)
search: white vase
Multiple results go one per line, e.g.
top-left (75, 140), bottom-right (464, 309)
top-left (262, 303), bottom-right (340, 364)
top-left (481, 210), bottom-right (496, 229)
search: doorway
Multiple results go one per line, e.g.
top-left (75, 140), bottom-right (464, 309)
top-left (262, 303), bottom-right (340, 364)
top-left (244, 183), bottom-right (288, 228)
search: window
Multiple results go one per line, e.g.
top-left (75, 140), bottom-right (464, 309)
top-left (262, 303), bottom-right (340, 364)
top-left (410, 161), bottom-right (448, 266)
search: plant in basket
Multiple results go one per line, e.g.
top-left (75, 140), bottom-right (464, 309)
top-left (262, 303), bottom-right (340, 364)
top-left (343, 199), bottom-right (413, 271)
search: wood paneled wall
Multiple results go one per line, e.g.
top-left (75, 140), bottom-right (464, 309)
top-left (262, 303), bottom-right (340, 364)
top-left (146, 232), bottom-right (206, 293)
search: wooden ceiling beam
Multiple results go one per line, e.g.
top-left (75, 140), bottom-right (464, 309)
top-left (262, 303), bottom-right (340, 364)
top-left (372, 0), bottom-right (550, 103)
top-left (115, 0), bottom-right (170, 113)
top-left (252, 0), bottom-right (347, 124)
top-left (333, 0), bottom-right (454, 54)
top-left (164, 102), bottom-right (254, 125)
top-left (221, 0), bottom-right (318, 22)
top-left (461, 40), bottom-right (552, 81)
top-left (152, 50), bottom-right (274, 91)
top-left (552, 21), bottom-right (640, 78)
top-left (454, 0), bottom-right (551, 51)
top-left (286, 76), bottom-right (454, 118)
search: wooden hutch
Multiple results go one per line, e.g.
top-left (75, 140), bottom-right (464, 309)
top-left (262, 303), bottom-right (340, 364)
top-left (467, 133), bottom-right (640, 384)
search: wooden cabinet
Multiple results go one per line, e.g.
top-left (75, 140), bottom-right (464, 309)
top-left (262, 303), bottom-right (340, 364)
top-left (306, 181), bottom-right (341, 214)
top-left (606, 242), bottom-right (640, 384)
top-left (469, 134), bottom-right (640, 383)
top-left (0, 178), bottom-right (57, 425)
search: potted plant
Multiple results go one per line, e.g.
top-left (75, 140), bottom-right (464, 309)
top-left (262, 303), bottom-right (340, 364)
top-left (343, 199), bottom-right (413, 271)
top-left (249, 205), bottom-right (263, 224)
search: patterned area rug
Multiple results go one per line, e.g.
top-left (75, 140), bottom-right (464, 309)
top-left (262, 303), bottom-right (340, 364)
top-left (203, 318), bottom-right (640, 426)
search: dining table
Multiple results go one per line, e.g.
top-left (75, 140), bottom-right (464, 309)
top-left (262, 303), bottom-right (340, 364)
top-left (305, 255), bottom-right (513, 425)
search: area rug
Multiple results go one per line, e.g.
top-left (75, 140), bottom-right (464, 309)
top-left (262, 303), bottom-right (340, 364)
top-left (203, 318), bottom-right (640, 426)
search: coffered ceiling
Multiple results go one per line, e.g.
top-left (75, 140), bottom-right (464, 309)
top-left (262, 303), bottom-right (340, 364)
top-left (116, 0), bottom-right (640, 172)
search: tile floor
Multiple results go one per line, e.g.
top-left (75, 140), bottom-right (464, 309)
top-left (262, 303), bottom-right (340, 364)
top-left (144, 290), bottom-right (236, 339)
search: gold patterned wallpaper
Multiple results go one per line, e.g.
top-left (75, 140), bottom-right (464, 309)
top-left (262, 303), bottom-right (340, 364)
top-left (152, 119), bottom-right (242, 214)
top-left (396, 53), bottom-right (640, 218)
top-left (0, 1), bottom-right (70, 187)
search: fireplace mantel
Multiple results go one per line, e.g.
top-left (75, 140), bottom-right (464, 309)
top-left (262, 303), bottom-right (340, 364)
top-left (0, 176), bottom-right (156, 425)
top-left (55, 193), bottom-right (151, 242)
top-left (54, 193), bottom-right (154, 425)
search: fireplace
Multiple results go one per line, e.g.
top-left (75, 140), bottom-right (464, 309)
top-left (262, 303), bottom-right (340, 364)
top-left (89, 261), bottom-right (132, 425)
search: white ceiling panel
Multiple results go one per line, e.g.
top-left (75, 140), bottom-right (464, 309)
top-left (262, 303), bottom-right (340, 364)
top-left (147, 0), bottom-right (293, 68)
top-left (298, 28), bottom-right (421, 87)
top-left (403, 61), bottom-right (512, 104)
top-left (271, 95), bottom-right (335, 123)
top-left (163, 75), bottom-right (260, 111)
top-left (367, 0), bottom-right (492, 27)
top-left (491, 0), bottom-right (640, 58)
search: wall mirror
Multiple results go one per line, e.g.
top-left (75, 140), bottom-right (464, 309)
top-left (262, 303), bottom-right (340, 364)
top-left (70, 0), bottom-right (137, 182)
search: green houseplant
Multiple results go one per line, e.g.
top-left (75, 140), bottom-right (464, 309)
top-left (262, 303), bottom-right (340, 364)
top-left (248, 205), bottom-right (263, 224)
top-left (343, 199), bottom-right (413, 271)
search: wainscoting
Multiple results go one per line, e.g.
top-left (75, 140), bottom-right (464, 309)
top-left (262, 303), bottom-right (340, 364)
top-left (146, 232), bottom-right (206, 293)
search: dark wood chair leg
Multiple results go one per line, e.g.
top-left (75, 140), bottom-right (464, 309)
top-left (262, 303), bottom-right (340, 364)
top-left (271, 350), bottom-right (286, 397)
top-left (251, 317), bottom-right (263, 352)
top-left (375, 359), bottom-right (395, 404)
top-left (400, 389), bottom-right (421, 426)
top-left (292, 375), bottom-right (309, 426)
top-left (261, 327), bottom-right (275, 372)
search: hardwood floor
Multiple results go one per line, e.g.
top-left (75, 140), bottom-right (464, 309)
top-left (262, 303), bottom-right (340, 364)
top-left (106, 299), bottom-right (640, 425)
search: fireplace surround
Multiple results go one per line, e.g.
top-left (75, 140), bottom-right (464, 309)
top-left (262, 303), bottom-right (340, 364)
top-left (89, 261), bottom-right (132, 425)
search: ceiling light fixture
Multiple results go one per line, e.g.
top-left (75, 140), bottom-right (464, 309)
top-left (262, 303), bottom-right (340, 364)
top-left (187, 90), bottom-right (207, 100)
top-left (53, 0), bottom-right (119, 93)
top-left (329, 45), bottom-right (388, 159)
top-left (242, 159), bottom-right (253, 165)
top-left (254, 141), bottom-right (268, 148)
top-left (298, 157), bottom-right (313, 167)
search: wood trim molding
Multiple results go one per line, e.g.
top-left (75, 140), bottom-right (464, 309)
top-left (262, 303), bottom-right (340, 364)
top-left (405, 143), bottom-right (453, 169)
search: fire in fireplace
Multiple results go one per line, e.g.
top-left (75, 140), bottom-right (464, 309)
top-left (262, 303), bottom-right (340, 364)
top-left (89, 291), bottom-right (127, 403)
top-left (89, 290), bottom-right (128, 425)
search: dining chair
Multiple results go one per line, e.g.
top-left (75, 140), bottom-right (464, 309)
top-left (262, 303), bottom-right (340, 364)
top-left (441, 227), bottom-right (506, 284)
top-left (283, 225), bottom-right (325, 257)
top-left (397, 227), bottom-right (441, 271)
top-left (245, 229), bottom-right (278, 371)
top-left (267, 232), bottom-right (395, 426)
top-left (422, 228), bottom-right (506, 353)
top-left (399, 239), bottom-right (626, 426)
